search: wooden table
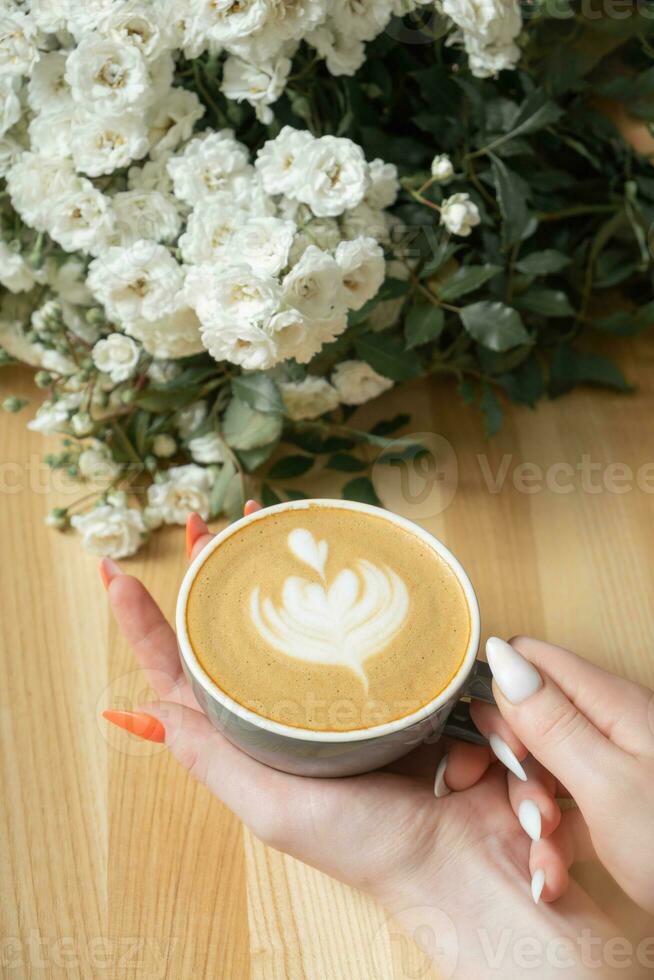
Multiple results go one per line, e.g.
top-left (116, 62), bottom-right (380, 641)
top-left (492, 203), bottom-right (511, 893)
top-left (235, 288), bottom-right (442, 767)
top-left (2, 337), bottom-right (654, 979)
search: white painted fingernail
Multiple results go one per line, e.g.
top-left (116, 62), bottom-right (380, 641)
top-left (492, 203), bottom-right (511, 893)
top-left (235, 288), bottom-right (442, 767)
top-left (486, 637), bottom-right (543, 704)
top-left (489, 733), bottom-right (527, 781)
top-left (531, 868), bottom-right (545, 904)
top-left (518, 799), bottom-right (541, 841)
top-left (434, 754), bottom-right (450, 798)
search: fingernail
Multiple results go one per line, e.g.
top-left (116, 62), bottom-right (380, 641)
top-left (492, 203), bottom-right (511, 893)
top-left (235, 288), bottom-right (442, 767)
top-left (518, 799), bottom-right (542, 841)
top-left (489, 733), bottom-right (527, 781)
top-left (99, 557), bottom-right (122, 590)
top-left (244, 499), bottom-right (260, 516)
top-left (103, 710), bottom-right (165, 743)
top-left (486, 637), bottom-right (543, 704)
top-left (434, 754), bottom-right (450, 798)
top-left (186, 512), bottom-right (208, 558)
top-left (531, 868), bottom-right (545, 904)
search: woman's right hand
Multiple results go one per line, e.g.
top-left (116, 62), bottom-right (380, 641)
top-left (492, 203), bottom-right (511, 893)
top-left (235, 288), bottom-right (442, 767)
top-left (477, 636), bottom-right (654, 914)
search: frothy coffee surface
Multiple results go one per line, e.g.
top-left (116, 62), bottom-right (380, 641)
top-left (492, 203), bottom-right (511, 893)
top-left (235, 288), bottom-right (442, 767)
top-left (186, 507), bottom-right (470, 732)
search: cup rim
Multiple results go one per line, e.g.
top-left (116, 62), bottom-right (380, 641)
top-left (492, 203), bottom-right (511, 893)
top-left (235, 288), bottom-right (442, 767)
top-left (176, 499), bottom-right (481, 743)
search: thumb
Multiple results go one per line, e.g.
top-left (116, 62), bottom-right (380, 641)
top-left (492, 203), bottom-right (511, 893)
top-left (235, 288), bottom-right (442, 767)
top-left (485, 637), bottom-right (623, 807)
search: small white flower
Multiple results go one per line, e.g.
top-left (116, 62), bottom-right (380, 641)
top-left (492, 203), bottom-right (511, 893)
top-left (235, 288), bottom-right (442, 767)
top-left (28, 107), bottom-right (76, 160)
top-left (27, 393), bottom-right (82, 434)
top-left (187, 263), bottom-right (281, 331)
top-left (147, 87), bottom-right (205, 160)
top-left (255, 126), bottom-right (314, 196)
top-left (28, 52), bottom-right (71, 112)
top-left (0, 77), bottom-right (21, 136)
top-left (175, 401), bottom-right (208, 439)
top-left (188, 432), bottom-right (226, 465)
top-left (99, 4), bottom-right (167, 61)
top-left (147, 359), bottom-right (181, 385)
top-left (110, 189), bottom-right (181, 247)
top-left (147, 463), bottom-right (213, 524)
top-left (440, 192), bottom-right (481, 236)
top-left (7, 154), bottom-right (78, 231)
top-left (280, 376), bottom-right (339, 420)
top-left (71, 504), bottom-right (147, 559)
top-left (87, 242), bottom-right (184, 324)
top-left (71, 110), bottom-right (149, 177)
top-left (221, 55), bottom-right (291, 123)
top-left (431, 154), bottom-right (454, 182)
top-left (200, 0), bottom-right (270, 44)
top-left (78, 441), bottom-right (122, 483)
top-left (48, 180), bottom-right (115, 256)
top-left (0, 241), bottom-right (34, 293)
top-left (282, 246), bottom-right (344, 319)
top-left (307, 25), bottom-right (365, 77)
top-left (298, 135), bottom-right (369, 217)
top-left (335, 237), bottom-right (385, 311)
top-left (152, 434), bottom-right (177, 458)
top-left (124, 306), bottom-right (205, 360)
top-left (92, 333), bottom-right (141, 383)
top-left (41, 349), bottom-right (77, 376)
top-left (0, 12), bottom-right (40, 78)
top-left (65, 37), bottom-right (151, 114)
top-left (231, 216), bottom-right (296, 277)
top-left (331, 359), bottom-right (394, 405)
top-left (167, 130), bottom-right (250, 206)
top-left (179, 201), bottom-right (248, 265)
top-left (443, 0), bottom-right (522, 77)
top-left (200, 313), bottom-right (278, 371)
top-left (365, 158), bottom-right (399, 209)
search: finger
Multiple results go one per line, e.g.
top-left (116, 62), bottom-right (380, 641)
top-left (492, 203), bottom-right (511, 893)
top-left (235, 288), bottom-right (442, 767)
top-left (186, 513), bottom-right (214, 561)
top-left (502, 635), bottom-right (653, 755)
top-left (528, 809), bottom-right (596, 904)
top-left (468, 700), bottom-right (529, 782)
top-left (105, 568), bottom-right (196, 707)
top-left (486, 637), bottom-right (624, 805)
top-left (434, 740), bottom-right (492, 796)
top-left (244, 499), bottom-right (262, 516)
top-left (507, 758), bottom-right (562, 841)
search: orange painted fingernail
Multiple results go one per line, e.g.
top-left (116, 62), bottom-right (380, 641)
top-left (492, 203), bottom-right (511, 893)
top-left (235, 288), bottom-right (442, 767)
top-left (99, 557), bottom-right (122, 590)
top-left (185, 512), bottom-right (208, 557)
top-left (244, 499), bottom-right (261, 516)
top-left (102, 710), bottom-right (165, 743)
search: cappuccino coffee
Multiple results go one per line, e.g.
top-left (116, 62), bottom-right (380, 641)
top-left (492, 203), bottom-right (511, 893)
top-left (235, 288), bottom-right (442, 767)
top-left (186, 506), bottom-right (470, 732)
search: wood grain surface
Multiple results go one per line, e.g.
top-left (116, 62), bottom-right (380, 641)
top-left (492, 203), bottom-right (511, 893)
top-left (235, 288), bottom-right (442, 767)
top-left (1, 336), bottom-right (654, 979)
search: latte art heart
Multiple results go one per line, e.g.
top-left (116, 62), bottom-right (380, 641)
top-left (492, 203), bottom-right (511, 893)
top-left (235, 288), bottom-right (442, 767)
top-left (249, 530), bottom-right (409, 687)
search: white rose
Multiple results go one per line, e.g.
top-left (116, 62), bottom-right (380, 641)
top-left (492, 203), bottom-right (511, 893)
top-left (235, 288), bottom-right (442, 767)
top-left (365, 158), bottom-right (399, 209)
top-left (443, 0), bottom-right (521, 77)
top-left (330, 0), bottom-right (394, 42)
top-left (167, 130), bottom-right (250, 206)
top-left (29, 0), bottom-right (68, 34)
top-left (7, 154), bottom-right (78, 231)
top-left (201, 313), bottom-right (278, 370)
top-left (27, 52), bottom-right (71, 113)
top-left (266, 309), bottom-right (313, 363)
top-left (186, 263), bottom-right (281, 328)
top-left (431, 153), bottom-right (454, 181)
top-left (78, 441), bottom-right (122, 483)
top-left (221, 55), bottom-right (291, 123)
top-left (99, 5), bottom-right (167, 61)
top-left (307, 26), bottom-right (365, 77)
top-left (92, 333), bottom-right (141, 383)
top-left (255, 126), bottom-right (314, 196)
top-left (298, 135), bottom-right (369, 217)
top-left (147, 359), bottom-right (181, 385)
top-left (175, 400), bottom-right (208, 439)
top-left (464, 35), bottom-right (520, 77)
top-left (231, 216), bottom-right (296, 277)
top-left (188, 432), bottom-right (226, 465)
top-left (110, 189), bottom-right (181, 247)
top-left (340, 202), bottom-right (390, 243)
top-left (128, 154), bottom-right (175, 195)
top-left (0, 134), bottom-right (22, 178)
top-left (66, 0), bottom-right (127, 39)
top-left (201, 0), bottom-right (269, 43)
top-left (147, 88), bottom-right (205, 160)
top-left (124, 306), bottom-right (205, 360)
top-left (440, 192), bottom-right (481, 236)
top-left (65, 37), bottom-right (151, 114)
top-left (0, 77), bottom-right (21, 136)
top-left (280, 376), bottom-right (339, 420)
top-left (147, 463), bottom-right (213, 524)
top-left (71, 110), bottom-right (149, 177)
top-left (178, 200), bottom-right (248, 265)
top-left (0, 242), bottom-right (34, 293)
top-left (71, 504), bottom-right (146, 559)
top-left (87, 242), bottom-right (184, 323)
top-left (27, 393), bottom-right (82, 434)
top-left (41, 349), bottom-right (77, 376)
top-left (28, 107), bottom-right (76, 160)
top-left (0, 12), bottom-right (40, 78)
top-left (48, 179), bottom-right (115, 256)
top-left (335, 236), bottom-right (385, 311)
top-left (282, 246), bottom-right (345, 319)
top-left (331, 359), bottom-right (394, 405)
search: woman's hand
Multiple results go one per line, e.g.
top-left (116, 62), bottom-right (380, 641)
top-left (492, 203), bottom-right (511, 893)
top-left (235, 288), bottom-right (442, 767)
top-left (99, 506), bottom-right (637, 979)
top-left (478, 636), bottom-right (654, 914)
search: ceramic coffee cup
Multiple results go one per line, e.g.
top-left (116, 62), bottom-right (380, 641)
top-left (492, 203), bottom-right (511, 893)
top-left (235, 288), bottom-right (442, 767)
top-left (176, 499), bottom-right (494, 777)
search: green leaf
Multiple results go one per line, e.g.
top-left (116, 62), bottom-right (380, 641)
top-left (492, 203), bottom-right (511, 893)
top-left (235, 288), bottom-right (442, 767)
top-left (354, 332), bottom-right (422, 381)
top-left (236, 441), bottom-right (278, 473)
top-left (284, 489), bottom-right (309, 500)
top-left (495, 354), bottom-right (544, 407)
top-left (438, 264), bottom-right (502, 301)
top-left (342, 476), bottom-right (381, 506)
top-left (325, 453), bottom-right (367, 472)
top-left (460, 302), bottom-right (530, 352)
top-left (321, 435), bottom-right (355, 453)
top-left (370, 414), bottom-right (411, 436)
top-left (514, 289), bottom-right (575, 318)
top-left (480, 384), bottom-right (503, 437)
top-left (223, 473), bottom-right (245, 523)
top-left (209, 460), bottom-right (236, 518)
top-left (268, 455), bottom-right (314, 479)
top-left (404, 303), bottom-right (445, 348)
top-left (419, 241), bottom-right (461, 279)
top-left (232, 373), bottom-right (282, 414)
top-left (549, 345), bottom-right (633, 397)
top-left (222, 397), bottom-right (283, 451)
top-left (377, 277), bottom-right (410, 300)
top-left (510, 93), bottom-right (563, 138)
top-left (591, 301), bottom-right (654, 337)
top-left (490, 157), bottom-right (528, 246)
top-left (515, 250), bottom-right (571, 275)
top-left (261, 483), bottom-right (281, 507)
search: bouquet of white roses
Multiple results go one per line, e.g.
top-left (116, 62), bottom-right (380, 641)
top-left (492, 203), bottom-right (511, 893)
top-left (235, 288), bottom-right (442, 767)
top-left (1, 1), bottom-right (652, 557)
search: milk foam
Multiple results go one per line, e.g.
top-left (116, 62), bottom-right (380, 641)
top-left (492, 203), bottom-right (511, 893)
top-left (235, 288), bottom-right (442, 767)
top-left (249, 529), bottom-right (409, 688)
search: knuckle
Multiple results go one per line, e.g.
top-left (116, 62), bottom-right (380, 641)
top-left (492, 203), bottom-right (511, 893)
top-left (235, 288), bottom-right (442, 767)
top-left (535, 699), bottom-right (588, 749)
